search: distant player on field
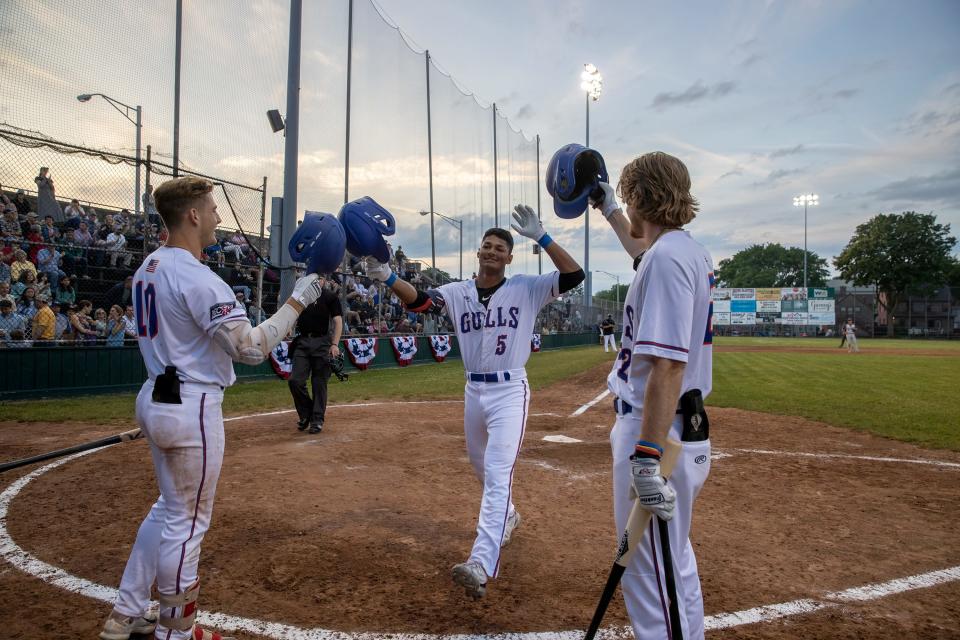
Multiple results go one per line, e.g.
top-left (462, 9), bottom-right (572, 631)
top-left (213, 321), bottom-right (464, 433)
top-left (99, 177), bottom-right (325, 640)
top-left (363, 204), bottom-right (583, 599)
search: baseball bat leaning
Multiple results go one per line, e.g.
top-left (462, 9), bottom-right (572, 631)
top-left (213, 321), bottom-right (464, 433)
top-left (658, 514), bottom-right (684, 640)
top-left (583, 438), bottom-right (682, 640)
top-left (0, 428), bottom-right (143, 474)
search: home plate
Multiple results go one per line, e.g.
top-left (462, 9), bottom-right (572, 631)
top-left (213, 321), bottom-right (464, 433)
top-left (542, 435), bottom-right (583, 444)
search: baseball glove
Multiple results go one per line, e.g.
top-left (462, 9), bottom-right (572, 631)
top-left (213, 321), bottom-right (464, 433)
top-left (330, 352), bottom-right (349, 382)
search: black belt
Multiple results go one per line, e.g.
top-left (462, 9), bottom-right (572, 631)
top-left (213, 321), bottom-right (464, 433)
top-left (300, 332), bottom-right (329, 338)
top-left (612, 397), bottom-right (682, 416)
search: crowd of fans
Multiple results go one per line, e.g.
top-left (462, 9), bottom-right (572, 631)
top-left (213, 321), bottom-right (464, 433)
top-left (1, 171), bottom-right (588, 349)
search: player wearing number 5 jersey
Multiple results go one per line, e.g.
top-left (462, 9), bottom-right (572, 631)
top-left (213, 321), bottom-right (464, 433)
top-left (364, 205), bottom-right (584, 599)
top-left (591, 152), bottom-right (714, 639)
top-left (99, 177), bottom-right (326, 640)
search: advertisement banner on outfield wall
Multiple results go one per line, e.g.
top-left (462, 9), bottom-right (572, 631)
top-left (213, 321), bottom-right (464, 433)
top-left (757, 312), bottom-right (780, 323)
top-left (755, 288), bottom-right (780, 301)
top-left (713, 299), bottom-right (731, 313)
top-left (781, 299), bottom-right (808, 312)
top-left (731, 312), bottom-right (756, 325)
top-left (731, 299), bottom-right (757, 313)
top-left (757, 299), bottom-right (781, 312)
top-left (713, 311), bottom-right (731, 325)
top-left (809, 299), bottom-right (835, 313)
top-left (712, 288), bottom-right (732, 301)
top-left (778, 311), bottom-right (808, 324)
top-left (780, 287), bottom-right (807, 300)
top-left (809, 288), bottom-right (835, 299)
top-left (808, 312), bottom-right (836, 325)
top-left (732, 288), bottom-right (755, 299)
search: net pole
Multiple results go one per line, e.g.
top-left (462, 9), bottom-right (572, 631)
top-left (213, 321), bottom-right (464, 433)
top-left (258, 176), bottom-right (267, 321)
top-left (280, 0), bottom-right (303, 302)
top-left (173, 0), bottom-right (182, 176)
top-left (536, 134), bottom-right (542, 275)
top-left (492, 103), bottom-right (498, 228)
top-left (426, 50), bottom-right (436, 272)
top-left (344, 0), bottom-right (353, 203)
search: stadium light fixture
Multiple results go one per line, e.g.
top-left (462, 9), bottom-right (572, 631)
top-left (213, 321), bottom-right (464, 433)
top-left (77, 92), bottom-right (142, 217)
top-left (581, 63), bottom-right (603, 307)
top-left (792, 193), bottom-right (819, 297)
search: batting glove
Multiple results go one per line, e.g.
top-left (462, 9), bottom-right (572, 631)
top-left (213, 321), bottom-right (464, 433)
top-left (290, 273), bottom-right (324, 308)
top-left (363, 256), bottom-right (394, 283)
top-left (589, 182), bottom-right (621, 220)
top-left (510, 204), bottom-right (547, 242)
top-left (629, 442), bottom-right (677, 521)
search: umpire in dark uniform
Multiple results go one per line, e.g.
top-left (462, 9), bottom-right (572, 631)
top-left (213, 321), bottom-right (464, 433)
top-left (289, 277), bottom-right (343, 434)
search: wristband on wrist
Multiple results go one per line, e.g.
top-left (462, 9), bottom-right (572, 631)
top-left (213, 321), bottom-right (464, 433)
top-left (633, 439), bottom-right (663, 459)
top-left (384, 272), bottom-right (397, 287)
top-left (537, 233), bottom-right (553, 249)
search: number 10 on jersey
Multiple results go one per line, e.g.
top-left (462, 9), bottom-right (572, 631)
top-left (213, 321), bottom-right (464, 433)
top-left (135, 280), bottom-right (158, 338)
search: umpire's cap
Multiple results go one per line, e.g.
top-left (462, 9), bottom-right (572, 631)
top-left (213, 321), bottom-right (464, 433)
top-left (338, 196), bottom-right (396, 262)
top-left (288, 212), bottom-right (346, 275)
top-left (545, 143), bottom-right (609, 219)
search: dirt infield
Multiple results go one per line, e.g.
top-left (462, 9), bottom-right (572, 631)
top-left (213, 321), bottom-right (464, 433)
top-left (1, 364), bottom-right (959, 639)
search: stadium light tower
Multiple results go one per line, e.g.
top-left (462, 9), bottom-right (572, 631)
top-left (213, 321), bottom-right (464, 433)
top-left (580, 63), bottom-right (603, 307)
top-left (793, 193), bottom-right (819, 294)
top-left (78, 93), bottom-right (143, 216)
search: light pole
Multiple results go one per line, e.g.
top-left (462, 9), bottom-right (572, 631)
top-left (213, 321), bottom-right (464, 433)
top-left (580, 63), bottom-right (602, 308)
top-left (77, 93), bottom-right (142, 216)
top-left (792, 193), bottom-right (818, 295)
top-left (420, 209), bottom-right (463, 281)
top-left (595, 269), bottom-right (621, 314)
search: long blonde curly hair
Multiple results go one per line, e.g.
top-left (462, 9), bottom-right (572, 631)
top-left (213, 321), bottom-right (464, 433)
top-left (617, 151), bottom-right (699, 227)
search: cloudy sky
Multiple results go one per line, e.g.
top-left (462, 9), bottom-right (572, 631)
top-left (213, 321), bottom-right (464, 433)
top-left (374, 0), bottom-right (960, 283)
top-left (2, 0), bottom-right (958, 288)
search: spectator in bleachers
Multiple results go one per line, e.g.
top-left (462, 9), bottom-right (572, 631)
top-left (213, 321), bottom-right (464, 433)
top-left (105, 275), bottom-right (134, 309)
top-left (69, 300), bottom-right (97, 344)
top-left (0, 258), bottom-right (9, 284)
top-left (1, 207), bottom-right (21, 239)
top-left (12, 190), bottom-right (31, 216)
top-left (0, 298), bottom-right (26, 346)
top-left (74, 221), bottom-right (94, 247)
top-left (34, 272), bottom-right (52, 301)
top-left (142, 183), bottom-right (160, 226)
top-left (64, 199), bottom-right (85, 220)
top-left (25, 222), bottom-right (45, 261)
top-left (36, 243), bottom-right (64, 292)
top-left (17, 285), bottom-right (38, 321)
top-left (106, 224), bottom-right (132, 268)
top-left (41, 214), bottom-right (61, 243)
top-left (228, 261), bottom-right (254, 299)
top-left (34, 167), bottom-right (64, 223)
top-left (0, 281), bottom-right (13, 306)
top-left (106, 305), bottom-right (125, 346)
top-left (223, 231), bottom-right (247, 261)
top-left (394, 245), bottom-right (406, 273)
top-left (143, 222), bottom-right (162, 252)
top-left (52, 301), bottom-right (70, 342)
top-left (32, 296), bottom-right (56, 345)
top-left (56, 275), bottom-right (76, 306)
top-left (122, 304), bottom-right (137, 342)
top-left (11, 253), bottom-right (36, 288)
top-left (92, 307), bottom-right (108, 343)
top-left (61, 229), bottom-right (89, 278)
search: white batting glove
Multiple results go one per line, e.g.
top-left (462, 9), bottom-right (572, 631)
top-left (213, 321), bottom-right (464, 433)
top-left (510, 204), bottom-right (546, 242)
top-left (629, 454), bottom-right (677, 521)
top-left (363, 256), bottom-right (394, 283)
top-left (589, 182), bottom-right (621, 220)
top-left (290, 273), bottom-right (324, 308)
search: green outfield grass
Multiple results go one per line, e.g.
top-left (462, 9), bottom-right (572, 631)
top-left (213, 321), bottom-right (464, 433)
top-left (714, 336), bottom-right (960, 352)
top-left (0, 346), bottom-right (613, 425)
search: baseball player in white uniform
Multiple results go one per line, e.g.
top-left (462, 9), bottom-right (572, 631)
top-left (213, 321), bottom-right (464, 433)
top-left (844, 318), bottom-right (860, 353)
top-left (591, 152), bottom-right (714, 639)
top-left (363, 205), bottom-right (583, 599)
top-left (99, 177), bottom-right (325, 640)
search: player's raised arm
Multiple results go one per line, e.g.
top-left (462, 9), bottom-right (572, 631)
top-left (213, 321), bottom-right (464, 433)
top-left (510, 204), bottom-right (584, 293)
top-left (589, 182), bottom-right (646, 262)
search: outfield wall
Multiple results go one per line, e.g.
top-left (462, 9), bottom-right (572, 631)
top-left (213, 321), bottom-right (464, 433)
top-left (0, 332), bottom-right (597, 400)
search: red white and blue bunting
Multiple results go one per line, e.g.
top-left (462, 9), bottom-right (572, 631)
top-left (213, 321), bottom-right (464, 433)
top-left (531, 333), bottom-right (542, 352)
top-left (345, 337), bottom-right (378, 370)
top-left (269, 340), bottom-right (293, 380)
top-left (429, 334), bottom-right (452, 362)
top-left (390, 336), bottom-right (418, 366)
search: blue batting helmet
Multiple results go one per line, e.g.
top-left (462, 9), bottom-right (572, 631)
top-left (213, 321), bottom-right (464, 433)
top-left (338, 196), bottom-right (396, 262)
top-left (288, 212), bottom-right (346, 275)
top-left (545, 143), bottom-right (608, 219)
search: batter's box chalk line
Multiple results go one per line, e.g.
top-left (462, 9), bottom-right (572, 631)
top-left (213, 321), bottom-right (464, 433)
top-left (3, 407), bottom-right (959, 640)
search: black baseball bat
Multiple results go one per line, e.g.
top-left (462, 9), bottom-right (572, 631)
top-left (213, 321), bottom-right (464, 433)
top-left (658, 516), bottom-right (684, 640)
top-left (0, 428), bottom-right (143, 474)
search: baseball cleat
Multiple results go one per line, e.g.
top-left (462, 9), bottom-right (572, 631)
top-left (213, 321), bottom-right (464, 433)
top-left (297, 417), bottom-right (309, 431)
top-left (452, 560), bottom-right (487, 599)
top-left (501, 510), bottom-right (521, 547)
top-left (308, 421), bottom-right (323, 434)
top-left (98, 603), bottom-right (158, 640)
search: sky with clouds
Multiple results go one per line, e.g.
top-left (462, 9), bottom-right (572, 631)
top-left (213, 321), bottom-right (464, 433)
top-left (1, 0), bottom-right (957, 289)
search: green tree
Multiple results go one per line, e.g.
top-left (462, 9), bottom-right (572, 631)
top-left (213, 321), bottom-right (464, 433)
top-left (834, 212), bottom-right (956, 336)
top-left (715, 243), bottom-right (828, 288)
top-left (594, 283), bottom-right (630, 303)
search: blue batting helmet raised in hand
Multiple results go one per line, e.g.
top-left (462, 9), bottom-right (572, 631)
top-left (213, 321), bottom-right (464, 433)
top-left (338, 196), bottom-right (396, 262)
top-left (288, 212), bottom-right (346, 275)
top-left (545, 143), bottom-right (609, 219)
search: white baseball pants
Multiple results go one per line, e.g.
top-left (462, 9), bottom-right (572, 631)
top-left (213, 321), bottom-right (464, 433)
top-left (603, 334), bottom-right (617, 351)
top-left (610, 414), bottom-right (711, 640)
top-left (846, 334), bottom-right (859, 352)
top-left (462, 377), bottom-right (530, 579)
top-left (113, 379), bottom-right (225, 640)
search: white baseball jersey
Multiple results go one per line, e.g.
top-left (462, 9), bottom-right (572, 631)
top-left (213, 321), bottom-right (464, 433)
top-left (845, 323), bottom-right (856, 336)
top-left (433, 272), bottom-right (559, 372)
top-left (133, 246), bottom-right (247, 387)
top-left (607, 230), bottom-right (715, 409)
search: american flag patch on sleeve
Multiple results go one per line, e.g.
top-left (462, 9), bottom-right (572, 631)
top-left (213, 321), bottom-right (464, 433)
top-left (145, 259), bottom-right (159, 273)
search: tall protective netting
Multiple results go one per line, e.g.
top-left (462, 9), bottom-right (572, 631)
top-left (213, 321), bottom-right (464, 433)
top-left (496, 113), bottom-right (539, 277)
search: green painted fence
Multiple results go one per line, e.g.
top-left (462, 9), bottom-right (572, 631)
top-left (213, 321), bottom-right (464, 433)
top-left (0, 332), bottom-right (597, 400)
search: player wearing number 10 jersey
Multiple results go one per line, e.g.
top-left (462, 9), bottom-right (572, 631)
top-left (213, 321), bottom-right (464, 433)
top-left (363, 204), bottom-right (583, 600)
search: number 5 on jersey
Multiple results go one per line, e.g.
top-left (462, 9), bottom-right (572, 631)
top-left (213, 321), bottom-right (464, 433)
top-left (135, 280), bottom-right (158, 338)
